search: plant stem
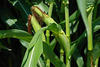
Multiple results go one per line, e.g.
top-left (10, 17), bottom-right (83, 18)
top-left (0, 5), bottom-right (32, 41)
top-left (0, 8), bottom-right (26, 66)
top-left (64, 0), bottom-right (71, 67)
top-left (87, 7), bottom-right (94, 67)
top-left (87, 51), bottom-right (93, 67)
top-left (46, 59), bottom-right (50, 67)
top-left (87, 8), bottom-right (93, 51)
top-left (46, 2), bottom-right (54, 67)
top-left (87, 7), bottom-right (94, 51)
top-left (60, 48), bottom-right (64, 62)
top-left (46, 30), bottom-right (50, 44)
top-left (48, 2), bottom-right (53, 17)
top-left (46, 2), bottom-right (53, 45)
top-left (65, 6), bottom-right (70, 40)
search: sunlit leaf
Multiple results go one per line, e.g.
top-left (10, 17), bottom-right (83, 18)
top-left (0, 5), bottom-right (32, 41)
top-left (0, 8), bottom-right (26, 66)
top-left (6, 19), bottom-right (17, 26)
top-left (20, 40), bottom-right (29, 48)
top-left (35, 2), bottom-right (49, 13)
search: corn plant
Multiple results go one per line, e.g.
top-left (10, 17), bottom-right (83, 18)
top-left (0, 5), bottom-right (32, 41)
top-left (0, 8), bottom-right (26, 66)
top-left (0, 0), bottom-right (100, 67)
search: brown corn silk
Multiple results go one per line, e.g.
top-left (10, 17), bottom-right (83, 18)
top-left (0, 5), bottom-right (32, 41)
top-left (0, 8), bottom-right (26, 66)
top-left (28, 14), bottom-right (32, 34)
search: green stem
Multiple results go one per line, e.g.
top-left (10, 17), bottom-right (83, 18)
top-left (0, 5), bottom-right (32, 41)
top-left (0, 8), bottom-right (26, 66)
top-left (46, 59), bottom-right (50, 67)
top-left (50, 39), bottom-right (56, 50)
top-left (65, 6), bottom-right (70, 40)
top-left (46, 30), bottom-right (50, 45)
top-left (87, 7), bottom-right (94, 67)
top-left (65, 1), bottom-right (70, 67)
top-left (60, 48), bottom-right (64, 62)
top-left (87, 7), bottom-right (94, 51)
top-left (48, 2), bottom-right (53, 17)
top-left (87, 51), bottom-right (93, 67)
top-left (46, 2), bottom-right (54, 67)
top-left (46, 2), bottom-right (54, 44)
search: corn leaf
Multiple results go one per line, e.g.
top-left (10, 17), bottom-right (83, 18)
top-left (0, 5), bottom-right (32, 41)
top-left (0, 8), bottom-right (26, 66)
top-left (35, 2), bottom-right (49, 13)
top-left (76, 0), bottom-right (89, 30)
top-left (0, 29), bottom-right (32, 42)
top-left (21, 29), bottom-right (43, 67)
top-left (24, 35), bottom-right (43, 67)
top-left (20, 40), bottom-right (29, 48)
top-left (28, 29), bottom-right (43, 49)
top-left (47, 23), bottom-right (62, 34)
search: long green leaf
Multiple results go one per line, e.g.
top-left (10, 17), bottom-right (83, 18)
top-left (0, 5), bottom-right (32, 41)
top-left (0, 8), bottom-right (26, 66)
top-left (24, 34), bottom-right (43, 67)
top-left (0, 29), bottom-right (32, 42)
top-left (21, 29), bottom-right (43, 67)
top-left (28, 29), bottom-right (43, 49)
top-left (76, 0), bottom-right (89, 30)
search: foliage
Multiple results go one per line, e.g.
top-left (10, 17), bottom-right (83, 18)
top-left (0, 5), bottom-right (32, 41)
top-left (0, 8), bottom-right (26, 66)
top-left (0, 0), bottom-right (100, 67)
